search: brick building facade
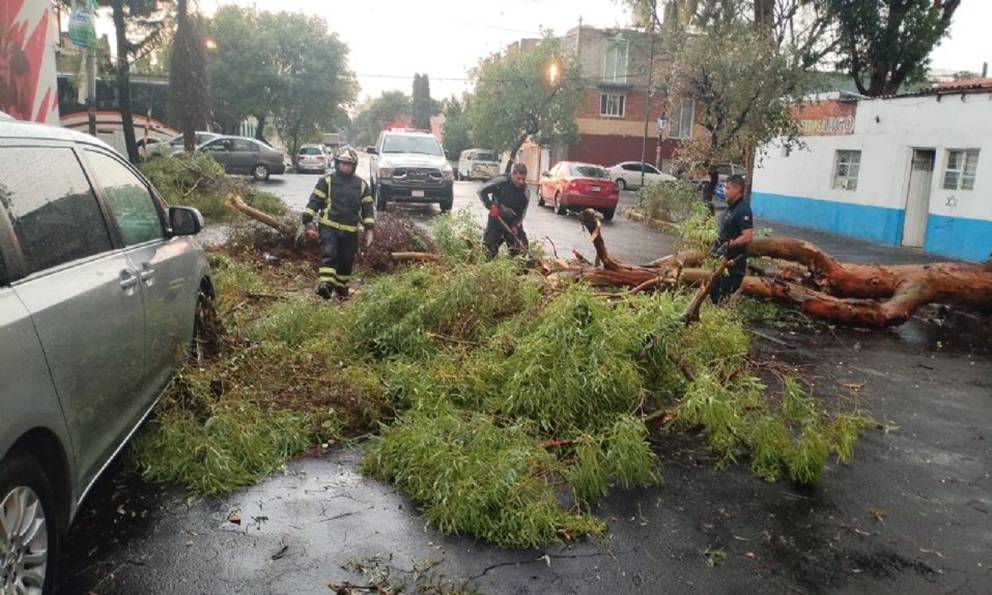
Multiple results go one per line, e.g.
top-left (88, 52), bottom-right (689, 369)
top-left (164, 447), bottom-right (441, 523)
top-left (517, 25), bottom-right (697, 182)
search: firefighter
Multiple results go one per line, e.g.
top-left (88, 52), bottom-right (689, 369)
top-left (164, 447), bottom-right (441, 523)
top-left (297, 146), bottom-right (374, 299)
top-left (478, 162), bottom-right (530, 260)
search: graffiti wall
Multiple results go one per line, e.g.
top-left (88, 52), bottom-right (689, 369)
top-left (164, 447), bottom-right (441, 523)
top-left (1, 0), bottom-right (58, 124)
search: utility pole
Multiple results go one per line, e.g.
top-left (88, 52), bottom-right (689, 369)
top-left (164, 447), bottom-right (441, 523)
top-left (86, 46), bottom-right (97, 136)
top-left (639, 0), bottom-right (657, 189)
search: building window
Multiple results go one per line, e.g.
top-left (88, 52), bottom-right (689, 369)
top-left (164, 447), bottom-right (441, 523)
top-left (668, 98), bottom-right (694, 139)
top-left (603, 41), bottom-right (628, 83)
top-left (832, 150), bottom-right (861, 190)
top-left (600, 93), bottom-right (626, 118)
top-left (942, 149), bottom-right (979, 190)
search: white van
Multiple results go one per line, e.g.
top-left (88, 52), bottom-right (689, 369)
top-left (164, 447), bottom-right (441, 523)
top-left (457, 149), bottom-right (500, 181)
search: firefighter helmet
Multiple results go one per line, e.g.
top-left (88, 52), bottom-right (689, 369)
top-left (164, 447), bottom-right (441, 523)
top-left (334, 146), bottom-right (358, 165)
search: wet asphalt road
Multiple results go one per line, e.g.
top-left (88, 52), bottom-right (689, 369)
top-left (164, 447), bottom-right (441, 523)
top-left (53, 168), bottom-right (992, 594)
top-left (259, 158), bottom-right (677, 266)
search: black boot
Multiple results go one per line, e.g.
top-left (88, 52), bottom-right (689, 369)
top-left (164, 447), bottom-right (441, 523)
top-left (334, 285), bottom-right (350, 300)
top-left (315, 283), bottom-right (333, 300)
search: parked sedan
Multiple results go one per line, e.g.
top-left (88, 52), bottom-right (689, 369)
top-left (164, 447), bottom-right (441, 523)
top-left (1, 119), bottom-right (212, 594)
top-left (197, 135), bottom-right (287, 181)
top-left (537, 161), bottom-right (620, 220)
top-left (144, 130), bottom-right (222, 160)
top-left (608, 161), bottom-right (677, 190)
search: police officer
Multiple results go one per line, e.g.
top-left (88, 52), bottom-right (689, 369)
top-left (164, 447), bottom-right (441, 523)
top-left (297, 146), bottom-right (374, 299)
top-left (709, 174), bottom-right (753, 304)
top-left (478, 162), bottom-right (530, 260)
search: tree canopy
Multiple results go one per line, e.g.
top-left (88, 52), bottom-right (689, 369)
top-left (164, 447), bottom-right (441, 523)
top-left (411, 73), bottom-right (433, 130)
top-left (468, 35), bottom-right (583, 167)
top-left (348, 91), bottom-right (412, 149)
top-left (206, 6), bottom-right (356, 142)
top-left (439, 96), bottom-right (472, 161)
top-left (826, 0), bottom-right (960, 97)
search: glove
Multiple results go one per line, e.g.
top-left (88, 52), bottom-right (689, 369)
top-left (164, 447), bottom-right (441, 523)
top-left (365, 229), bottom-right (374, 248)
top-left (509, 225), bottom-right (519, 236)
top-left (295, 223), bottom-right (308, 245)
top-left (488, 205), bottom-right (501, 219)
top-left (711, 241), bottom-right (728, 257)
top-left (301, 213), bottom-right (314, 225)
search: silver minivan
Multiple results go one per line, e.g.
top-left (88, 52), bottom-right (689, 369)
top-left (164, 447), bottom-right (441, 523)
top-left (0, 119), bottom-right (212, 593)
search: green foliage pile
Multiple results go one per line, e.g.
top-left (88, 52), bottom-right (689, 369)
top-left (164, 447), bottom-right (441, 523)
top-left (637, 180), bottom-right (704, 225)
top-left (139, 153), bottom-right (286, 222)
top-left (128, 209), bottom-right (872, 548)
top-left (128, 253), bottom-right (389, 495)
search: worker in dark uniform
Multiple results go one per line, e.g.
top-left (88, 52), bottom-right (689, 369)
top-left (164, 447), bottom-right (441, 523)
top-left (709, 174), bottom-right (753, 304)
top-left (478, 162), bottom-right (530, 261)
top-left (297, 146), bottom-right (374, 299)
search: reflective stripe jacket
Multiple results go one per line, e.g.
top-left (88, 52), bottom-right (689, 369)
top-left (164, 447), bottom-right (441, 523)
top-left (304, 172), bottom-right (374, 232)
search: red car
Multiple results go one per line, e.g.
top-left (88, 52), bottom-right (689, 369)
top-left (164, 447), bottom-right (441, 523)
top-left (537, 161), bottom-right (620, 220)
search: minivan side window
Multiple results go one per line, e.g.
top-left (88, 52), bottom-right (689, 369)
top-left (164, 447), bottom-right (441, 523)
top-left (0, 147), bottom-right (113, 274)
top-left (84, 150), bottom-right (165, 246)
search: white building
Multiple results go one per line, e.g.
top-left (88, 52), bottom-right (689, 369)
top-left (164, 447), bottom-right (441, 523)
top-left (751, 84), bottom-right (992, 262)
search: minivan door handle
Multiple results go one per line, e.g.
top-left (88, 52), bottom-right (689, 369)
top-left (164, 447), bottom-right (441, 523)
top-left (119, 269), bottom-right (139, 296)
top-left (138, 262), bottom-right (155, 286)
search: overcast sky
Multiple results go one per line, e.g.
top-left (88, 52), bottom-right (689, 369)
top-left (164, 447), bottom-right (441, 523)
top-left (102, 0), bottom-right (991, 100)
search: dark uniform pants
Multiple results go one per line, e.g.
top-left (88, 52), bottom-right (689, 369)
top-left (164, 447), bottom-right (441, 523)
top-left (708, 254), bottom-right (747, 304)
top-left (318, 225), bottom-right (359, 290)
top-left (483, 218), bottom-right (528, 260)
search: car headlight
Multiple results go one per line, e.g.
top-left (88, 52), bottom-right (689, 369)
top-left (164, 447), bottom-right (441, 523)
top-left (442, 165), bottom-right (454, 181)
top-left (377, 166), bottom-right (393, 179)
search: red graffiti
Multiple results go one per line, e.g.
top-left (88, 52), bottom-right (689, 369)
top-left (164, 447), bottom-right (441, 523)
top-left (2, 0), bottom-right (51, 122)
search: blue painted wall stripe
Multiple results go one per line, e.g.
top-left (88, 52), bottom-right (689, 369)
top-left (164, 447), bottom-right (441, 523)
top-left (750, 192), bottom-right (903, 245)
top-left (751, 192), bottom-right (989, 262)
top-left (925, 215), bottom-right (992, 262)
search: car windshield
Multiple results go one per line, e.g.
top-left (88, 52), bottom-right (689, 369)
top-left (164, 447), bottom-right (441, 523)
top-left (383, 135), bottom-right (443, 156)
top-left (570, 164), bottom-right (609, 179)
top-left (299, 147), bottom-right (323, 155)
top-left (475, 151), bottom-right (498, 161)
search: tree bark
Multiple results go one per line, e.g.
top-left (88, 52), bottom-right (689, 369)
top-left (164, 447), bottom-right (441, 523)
top-left (111, 1), bottom-right (138, 163)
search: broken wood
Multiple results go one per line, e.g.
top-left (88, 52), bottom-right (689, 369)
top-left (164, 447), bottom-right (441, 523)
top-left (225, 196), bottom-right (992, 328)
top-left (225, 193), bottom-right (317, 241)
top-left (567, 209), bottom-right (991, 327)
top-left (680, 255), bottom-right (732, 324)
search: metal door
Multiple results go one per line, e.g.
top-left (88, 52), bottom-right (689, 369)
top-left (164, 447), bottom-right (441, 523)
top-left (903, 149), bottom-right (934, 247)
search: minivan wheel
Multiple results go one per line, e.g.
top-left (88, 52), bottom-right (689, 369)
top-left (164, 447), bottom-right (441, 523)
top-left (192, 289), bottom-right (223, 364)
top-left (0, 450), bottom-right (58, 595)
top-left (252, 164), bottom-right (270, 181)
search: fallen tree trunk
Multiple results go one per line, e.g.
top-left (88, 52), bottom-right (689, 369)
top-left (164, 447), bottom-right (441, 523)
top-left (226, 197), bottom-right (992, 328)
top-left (571, 212), bottom-right (992, 327)
top-left (226, 194), bottom-right (311, 239)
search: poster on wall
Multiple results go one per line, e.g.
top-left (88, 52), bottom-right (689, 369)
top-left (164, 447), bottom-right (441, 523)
top-left (1, 0), bottom-right (59, 124)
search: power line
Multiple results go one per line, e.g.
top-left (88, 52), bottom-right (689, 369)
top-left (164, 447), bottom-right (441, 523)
top-left (354, 72), bottom-right (654, 83)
